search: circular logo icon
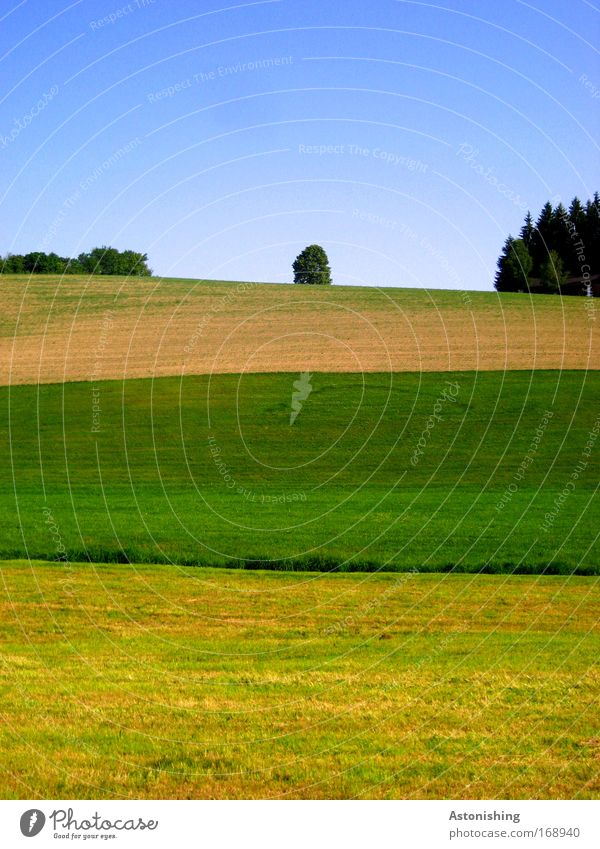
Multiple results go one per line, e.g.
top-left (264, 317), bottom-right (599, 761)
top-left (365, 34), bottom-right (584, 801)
top-left (20, 810), bottom-right (45, 837)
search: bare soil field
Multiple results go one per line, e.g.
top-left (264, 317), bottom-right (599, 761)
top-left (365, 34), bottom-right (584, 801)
top-left (0, 276), bottom-right (597, 385)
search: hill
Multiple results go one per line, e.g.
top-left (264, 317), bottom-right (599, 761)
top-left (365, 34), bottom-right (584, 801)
top-left (1, 275), bottom-right (597, 385)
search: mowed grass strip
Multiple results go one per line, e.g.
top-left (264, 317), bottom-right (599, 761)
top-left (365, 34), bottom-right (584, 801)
top-left (1, 370), bottom-right (598, 573)
top-left (0, 561), bottom-right (598, 799)
top-left (0, 275), bottom-right (598, 385)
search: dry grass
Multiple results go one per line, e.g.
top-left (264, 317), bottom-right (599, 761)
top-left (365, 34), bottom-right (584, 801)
top-left (1, 276), bottom-right (597, 385)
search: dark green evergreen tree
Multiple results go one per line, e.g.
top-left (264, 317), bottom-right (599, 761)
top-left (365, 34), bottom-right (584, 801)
top-left (549, 204), bottom-right (573, 273)
top-left (566, 197), bottom-right (586, 274)
top-left (584, 197), bottom-right (600, 272)
top-left (497, 194), bottom-right (599, 295)
top-left (519, 211), bottom-right (535, 251)
top-left (494, 237), bottom-right (533, 292)
top-left (568, 197), bottom-right (585, 232)
top-left (530, 201), bottom-right (554, 273)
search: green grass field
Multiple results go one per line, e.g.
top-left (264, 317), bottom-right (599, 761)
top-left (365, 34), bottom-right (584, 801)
top-left (1, 369), bottom-right (598, 574)
top-left (1, 560), bottom-right (598, 799)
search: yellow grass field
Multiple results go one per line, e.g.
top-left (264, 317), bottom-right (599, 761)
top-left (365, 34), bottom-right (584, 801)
top-left (1, 561), bottom-right (598, 800)
top-left (1, 275), bottom-right (598, 385)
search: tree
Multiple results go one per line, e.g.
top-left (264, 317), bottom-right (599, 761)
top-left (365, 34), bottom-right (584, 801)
top-left (565, 197), bottom-right (586, 274)
top-left (1, 247), bottom-right (152, 276)
top-left (293, 244), bottom-right (332, 285)
top-left (45, 252), bottom-right (68, 273)
top-left (76, 246), bottom-right (151, 276)
top-left (494, 237), bottom-right (533, 292)
top-left (2, 253), bottom-right (25, 273)
top-left (539, 249), bottom-right (568, 294)
top-left (530, 201), bottom-right (554, 271)
top-left (568, 197), bottom-right (585, 233)
top-left (549, 203), bottom-right (572, 270)
top-left (118, 250), bottom-right (152, 276)
top-left (519, 211), bottom-right (535, 251)
top-left (23, 251), bottom-right (50, 273)
top-left (496, 193), bottom-right (599, 296)
top-left (81, 246), bottom-right (121, 275)
top-left (584, 197), bottom-right (600, 272)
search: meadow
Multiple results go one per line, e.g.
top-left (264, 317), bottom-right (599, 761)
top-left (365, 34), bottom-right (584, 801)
top-left (0, 369), bottom-right (598, 574)
top-left (1, 275), bottom-right (598, 801)
top-left (1, 560), bottom-right (598, 799)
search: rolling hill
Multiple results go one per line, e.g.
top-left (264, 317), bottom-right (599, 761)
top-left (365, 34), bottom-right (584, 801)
top-left (1, 275), bottom-right (597, 385)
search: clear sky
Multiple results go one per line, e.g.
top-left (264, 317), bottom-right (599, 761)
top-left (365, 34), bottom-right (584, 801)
top-left (0, 0), bottom-right (598, 289)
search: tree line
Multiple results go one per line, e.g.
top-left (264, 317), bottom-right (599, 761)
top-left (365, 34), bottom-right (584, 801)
top-left (1, 246), bottom-right (152, 276)
top-left (495, 193), bottom-right (599, 295)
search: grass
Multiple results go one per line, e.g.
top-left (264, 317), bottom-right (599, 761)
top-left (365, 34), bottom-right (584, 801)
top-left (1, 369), bottom-right (598, 574)
top-left (1, 276), bottom-right (598, 801)
top-left (0, 560), bottom-right (598, 799)
top-left (1, 274), bottom-right (597, 384)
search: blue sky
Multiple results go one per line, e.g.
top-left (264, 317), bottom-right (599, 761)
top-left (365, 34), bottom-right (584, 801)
top-left (1, 0), bottom-right (598, 288)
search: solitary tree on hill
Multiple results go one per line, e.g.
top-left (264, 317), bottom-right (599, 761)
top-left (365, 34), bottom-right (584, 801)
top-left (293, 244), bottom-right (332, 285)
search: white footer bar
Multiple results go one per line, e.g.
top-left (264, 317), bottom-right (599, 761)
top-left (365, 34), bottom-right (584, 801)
top-left (1, 800), bottom-right (598, 848)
